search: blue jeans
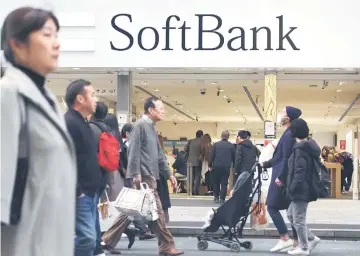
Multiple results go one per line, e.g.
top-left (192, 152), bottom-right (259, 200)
top-left (267, 206), bottom-right (288, 236)
top-left (75, 194), bottom-right (97, 256)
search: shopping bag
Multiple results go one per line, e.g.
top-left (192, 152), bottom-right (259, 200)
top-left (98, 190), bottom-right (120, 232)
top-left (250, 193), bottom-right (269, 231)
top-left (114, 182), bottom-right (158, 221)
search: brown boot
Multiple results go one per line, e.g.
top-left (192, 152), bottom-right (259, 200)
top-left (158, 248), bottom-right (184, 256)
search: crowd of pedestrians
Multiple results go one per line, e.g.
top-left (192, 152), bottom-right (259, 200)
top-left (0, 5), bottom-right (333, 256)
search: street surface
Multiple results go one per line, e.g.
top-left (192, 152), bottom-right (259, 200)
top-left (168, 198), bottom-right (360, 227)
top-left (111, 237), bottom-right (360, 255)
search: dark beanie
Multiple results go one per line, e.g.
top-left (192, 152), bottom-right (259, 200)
top-left (291, 118), bottom-right (309, 139)
top-left (286, 106), bottom-right (302, 121)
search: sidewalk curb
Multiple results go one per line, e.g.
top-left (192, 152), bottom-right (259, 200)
top-left (168, 226), bottom-right (360, 240)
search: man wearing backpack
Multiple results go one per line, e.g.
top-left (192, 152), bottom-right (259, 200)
top-left (286, 118), bottom-right (321, 255)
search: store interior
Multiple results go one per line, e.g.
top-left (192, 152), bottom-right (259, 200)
top-left (48, 67), bottom-right (360, 144)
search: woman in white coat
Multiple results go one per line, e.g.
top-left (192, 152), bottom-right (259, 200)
top-left (1, 7), bottom-right (77, 256)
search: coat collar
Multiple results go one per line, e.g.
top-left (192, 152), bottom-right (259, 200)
top-left (5, 66), bottom-right (70, 141)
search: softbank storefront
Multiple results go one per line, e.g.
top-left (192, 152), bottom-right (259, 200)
top-left (1, 0), bottom-right (359, 197)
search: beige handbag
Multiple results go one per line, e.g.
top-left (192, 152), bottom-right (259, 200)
top-left (114, 182), bottom-right (158, 221)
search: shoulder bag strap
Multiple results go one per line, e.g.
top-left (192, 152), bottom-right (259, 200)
top-left (9, 96), bottom-right (30, 225)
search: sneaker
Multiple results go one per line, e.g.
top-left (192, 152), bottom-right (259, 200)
top-left (309, 236), bottom-right (321, 251)
top-left (270, 239), bottom-right (293, 252)
top-left (287, 247), bottom-right (309, 255)
top-left (282, 245), bottom-right (299, 252)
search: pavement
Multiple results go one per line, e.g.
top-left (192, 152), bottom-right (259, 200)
top-left (111, 237), bottom-right (360, 255)
top-left (162, 197), bottom-right (360, 240)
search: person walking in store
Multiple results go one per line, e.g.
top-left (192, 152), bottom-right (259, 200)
top-left (64, 79), bottom-right (103, 256)
top-left (200, 134), bottom-right (213, 194)
top-left (1, 7), bottom-right (77, 256)
top-left (127, 96), bottom-right (183, 256)
top-left (209, 130), bottom-right (235, 204)
top-left (234, 130), bottom-right (258, 183)
top-left (262, 106), bottom-right (302, 253)
top-left (184, 130), bottom-right (203, 195)
top-left (88, 101), bottom-right (112, 256)
top-left (286, 118), bottom-right (321, 255)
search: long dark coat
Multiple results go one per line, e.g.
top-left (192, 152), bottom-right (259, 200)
top-left (266, 128), bottom-right (295, 210)
top-left (157, 173), bottom-right (171, 210)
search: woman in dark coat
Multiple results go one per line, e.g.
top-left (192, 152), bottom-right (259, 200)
top-left (158, 135), bottom-right (172, 223)
top-left (262, 106), bottom-right (302, 253)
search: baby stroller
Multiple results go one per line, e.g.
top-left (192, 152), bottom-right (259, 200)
top-left (197, 162), bottom-right (266, 252)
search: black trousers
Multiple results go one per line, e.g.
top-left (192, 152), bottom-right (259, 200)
top-left (341, 168), bottom-right (354, 192)
top-left (212, 167), bottom-right (230, 200)
top-left (192, 166), bottom-right (202, 195)
top-left (205, 171), bottom-right (213, 191)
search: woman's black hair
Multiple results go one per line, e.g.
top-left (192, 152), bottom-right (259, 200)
top-left (93, 101), bottom-right (108, 120)
top-left (1, 7), bottom-right (60, 64)
top-left (104, 114), bottom-right (121, 141)
top-left (121, 123), bottom-right (134, 138)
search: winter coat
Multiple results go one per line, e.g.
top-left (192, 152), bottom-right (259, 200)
top-left (287, 139), bottom-right (321, 202)
top-left (235, 139), bottom-right (257, 174)
top-left (266, 128), bottom-right (295, 210)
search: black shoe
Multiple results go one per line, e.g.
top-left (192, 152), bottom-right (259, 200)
top-left (220, 199), bottom-right (225, 205)
top-left (125, 228), bottom-right (136, 249)
top-left (139, 231), bottom-right (156, 240)
top-left (94, 247), bottom-right (106, 255)
top-left (214, 197), bottom-right (219, 203)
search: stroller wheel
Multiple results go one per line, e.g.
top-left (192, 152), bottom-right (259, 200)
top-left (197, 240), bottom-right (208, 251)
top-left (243, 241), bottom-right (253, 250)
top-left (231, 242), bottom-right (241, 252)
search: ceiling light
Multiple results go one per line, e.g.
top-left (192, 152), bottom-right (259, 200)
top-left (154, 89), bottom-right (159, 92)
top-left (211, 81), bottom-right (218, 85)
top-left (72, 67), bottom-right (80, 70)
top-left (136, 67), bottom-right (145, 70)
top-left (339, 81), bottom-right (346, 86)
top-left (141, 81), bottom-right (147, 85)
top-left (223, 95), bottom-right (228, 99)
top-left (336, 89), bottom-right (342, 92)
top-left (236, 110), bottom-right (239, 112)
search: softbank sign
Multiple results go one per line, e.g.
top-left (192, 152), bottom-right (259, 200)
top-left (56, 0), bottom-right (360, 68)
top-left (109, 14), bottom-right (300, 52)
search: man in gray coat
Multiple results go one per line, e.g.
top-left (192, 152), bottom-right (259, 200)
top-left (184, 130), bottom-right (203, 195)
top-left (127, 97), bottom-right (183, 256)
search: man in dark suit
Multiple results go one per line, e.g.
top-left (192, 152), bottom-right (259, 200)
top-left (209, 131), bottom-right (235, 204)
top-left (184, 130), bottom-right (203, 195)
top-left (263, 106), bottom-right (302, 253)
